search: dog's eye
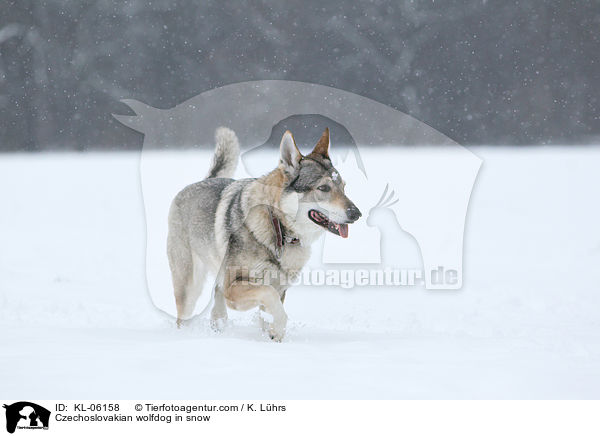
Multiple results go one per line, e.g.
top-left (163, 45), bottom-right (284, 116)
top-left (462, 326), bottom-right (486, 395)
top-left (317, 185), bottom-right (331, 192)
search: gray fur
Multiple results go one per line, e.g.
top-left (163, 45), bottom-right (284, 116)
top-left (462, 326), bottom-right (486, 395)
top-left (288, 156), bottom-right (339, 193)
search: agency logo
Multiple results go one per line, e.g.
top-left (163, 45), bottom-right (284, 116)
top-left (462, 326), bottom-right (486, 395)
top-left (3, 402), bottom-right (50, 434)
top-left (114, 80), bottom-right (481, 315)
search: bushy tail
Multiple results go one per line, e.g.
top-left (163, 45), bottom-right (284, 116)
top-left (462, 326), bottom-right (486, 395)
top-left (206, 127), bottom-right (240, 179)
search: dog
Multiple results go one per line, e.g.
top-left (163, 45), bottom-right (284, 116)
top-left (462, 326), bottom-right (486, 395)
top-left (167, 127), bottom-right (361, 341)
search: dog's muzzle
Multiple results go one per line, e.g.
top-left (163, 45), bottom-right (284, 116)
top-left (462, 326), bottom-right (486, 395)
top-left (346, 204), bottom-right (362, 222)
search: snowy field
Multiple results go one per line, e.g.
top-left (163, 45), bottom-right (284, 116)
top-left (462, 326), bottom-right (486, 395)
top-left (1, 147), bottom-right (600, 399)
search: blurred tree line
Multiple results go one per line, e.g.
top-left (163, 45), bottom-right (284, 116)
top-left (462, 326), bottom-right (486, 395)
top-left (0, 0), bottom-right (598, 151)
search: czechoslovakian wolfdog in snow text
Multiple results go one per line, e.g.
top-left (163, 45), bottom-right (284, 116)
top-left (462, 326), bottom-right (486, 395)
top-left (168, 127), bottom-right (361, 341)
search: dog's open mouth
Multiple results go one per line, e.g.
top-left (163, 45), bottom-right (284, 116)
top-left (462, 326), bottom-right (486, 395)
top-left (308, 210), bottom-right (349, 238)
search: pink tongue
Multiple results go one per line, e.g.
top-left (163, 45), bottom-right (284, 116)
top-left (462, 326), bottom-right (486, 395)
top-left (339, 223), bottom-right (348, 238)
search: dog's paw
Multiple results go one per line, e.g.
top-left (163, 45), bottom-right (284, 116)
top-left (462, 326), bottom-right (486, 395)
top-left (210, 317), bottom-right (227, 333)
top-left (269, 332), bottom-right (284, 342)
top-left (268, 326), bottom-right (286, 342)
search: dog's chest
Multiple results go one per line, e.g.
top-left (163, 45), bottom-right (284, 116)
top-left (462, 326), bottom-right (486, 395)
top-left (278, 244), bottom-right (311, 277)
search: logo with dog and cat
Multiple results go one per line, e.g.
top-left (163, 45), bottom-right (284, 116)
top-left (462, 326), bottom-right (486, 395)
top-left (3, 402), bottom-right (50, 433)
top-left (114, 80), bottom-right (481, 316)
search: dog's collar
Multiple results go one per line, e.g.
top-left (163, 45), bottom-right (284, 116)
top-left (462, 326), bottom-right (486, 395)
top-left (268, 207), bottom-right (300, 259)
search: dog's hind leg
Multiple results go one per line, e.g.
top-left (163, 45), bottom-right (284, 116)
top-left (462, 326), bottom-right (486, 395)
top-left (168, 204), bottom-right (194, 327)
top-left (168, 239), bottom-right (191, 327)
top-left (173, 256), bottom-right (209, 327)
top-left (181, 254), bottom-right (209, 323)
top-left (169, 238), bottom-right (208, 328)
top-left (169, 204), bottom-right (210, 327)
top-left (170, 254), bottom-right (193, 328)
top-left (210, 285), bottom-right (228, 332)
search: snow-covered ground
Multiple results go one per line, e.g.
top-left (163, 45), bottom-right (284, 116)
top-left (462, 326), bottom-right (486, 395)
top-left (1, 147), bottom-right (600, 399)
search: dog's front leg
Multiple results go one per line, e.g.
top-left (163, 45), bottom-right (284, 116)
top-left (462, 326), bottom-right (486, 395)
top-left (225, 282), bottom-right (288, 342)
top-left (259, 290), bottom-right (287, 332)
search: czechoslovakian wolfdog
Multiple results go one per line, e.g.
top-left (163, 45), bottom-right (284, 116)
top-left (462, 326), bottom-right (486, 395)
top-left (167, 127), bottom-right (361, 341)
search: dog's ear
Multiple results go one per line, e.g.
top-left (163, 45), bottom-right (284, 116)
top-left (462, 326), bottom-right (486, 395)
top-left (279, 130), bottom-right (302, 172)
top-left (311, 128), bottom-right (330, 159)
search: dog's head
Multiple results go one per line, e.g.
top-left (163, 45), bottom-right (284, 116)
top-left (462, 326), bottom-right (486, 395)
top-left (277, 128), bottom-right (361, 238)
